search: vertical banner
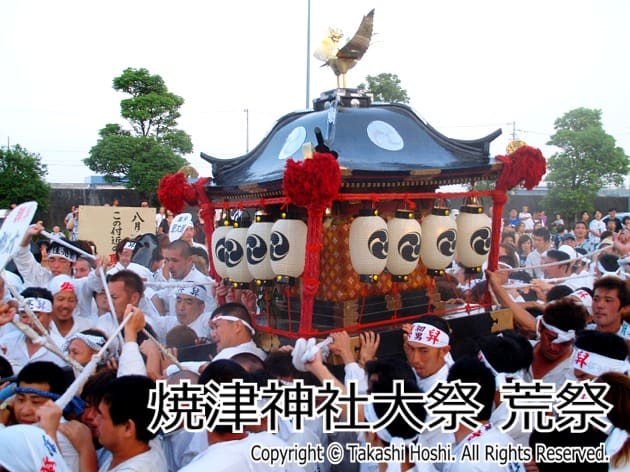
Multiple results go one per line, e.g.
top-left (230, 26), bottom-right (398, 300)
top-left (78, 206), bottom-right (155, 255)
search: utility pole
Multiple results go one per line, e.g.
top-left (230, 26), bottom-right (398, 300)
top-left (511, 121), bottom-right (517, 141)
top-left (244, 108), bottom-right (250, 153)
top-left (305, 0), bottom-right (311, 109)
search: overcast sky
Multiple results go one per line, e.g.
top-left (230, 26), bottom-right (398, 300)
top-left (1, 0), bottom-right (628, 184)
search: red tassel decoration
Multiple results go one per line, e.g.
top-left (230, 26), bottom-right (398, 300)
top-left (157, 172), bottom-right (198, 214)
top-left (282, 152), bottom-right (341, 335)
top-left (496, 145), bottom-right (546, 192)
top-left (283, 152), bottom-right (342, 212)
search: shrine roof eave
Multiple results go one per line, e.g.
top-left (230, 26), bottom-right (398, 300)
top-left (201, 101), bottom-right (502, 199)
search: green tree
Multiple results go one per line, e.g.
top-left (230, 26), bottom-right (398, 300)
top-left (358, 73), bottom-right (410, 103)
top-left (541, 108), bottom-right (629, 223)
top-left (0, 145), bottom-right (50, 210)
top-left (84, 67), bottom-right (192, 195)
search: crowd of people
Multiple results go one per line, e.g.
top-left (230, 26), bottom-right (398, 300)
top-left (0, 201), bottom-right (628, 472)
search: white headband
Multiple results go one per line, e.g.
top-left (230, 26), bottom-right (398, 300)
top-left (477, 350), bottom-right (524, 388)
top-left (62, 333), bottom-right (107, 353)
top-left (48, 244), bottom-right (78, 262)
top-left (363, 402), bottom-right (420, 447)
top-left (212, 315), bottom-right (255, 335)
top-left (21, 297), bottom-right (53, 314)
top-left (176, 285), bottom-right (207, 302)
top-left (123, 241), bottom-right (137, 251)
top-left (538, 317), bottom-right (576, 344)
top-left (407, 323), bottom-right (449, 348)
top-left (597, 260), bottom-right (620, 277)
top-left (47, 275), bottom-right (76, 296)
top-left (573, 349), bottom-right (630, 377)
top-left (571, 289), bottom-right (592, 304)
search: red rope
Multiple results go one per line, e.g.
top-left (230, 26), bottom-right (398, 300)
top-left (285, 286), bottom-right (293, 333)
top-left (357, 285), bottom-right (368, 325)
top-left (263, 288), bottom-right (270, 328)
top-left (299, 210), bottom-right (324, 336)
top-left (392, 283), bottom-right (399, 319)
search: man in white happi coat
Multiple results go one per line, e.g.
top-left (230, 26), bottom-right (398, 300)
top-left (151, 240), bottom-right (215, 317)
top-left (168, 212), bottom-right (208, 256)
top-left (46, 275), bottom-right (93, 346)
top-left (146, 284), bottom-right (212, 344)
top-left (13, 222), bottom-right (104, 323)
top-left (0, 287), bottom-right (68, 373)
top-left (96, 270), bottom-right (150, 355)
top-left (522, 298), bottom-right (587, 389)
top-left (586, 276), bottom-right (630, 348)
top-left (210, 302), bottom-right (266, 362)
top-left (402, 316), bottom-right (456, 453)
top-left (442, 358), bottom-right (525, 472)
top-left (95, 375), bottom-right (167, 472)
top-left (106, 239), bottom-right (153, 281)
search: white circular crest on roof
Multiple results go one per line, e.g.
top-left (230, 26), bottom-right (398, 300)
top-left (278, 126), bottom-right (307, 160)
top-left (367, 120), bottom-right (404, 151)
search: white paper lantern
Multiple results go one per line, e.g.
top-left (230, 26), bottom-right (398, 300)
top-left (386, 210), bottom-right (422, 282)
top-left (420, 203), bottom-right (457, 276)
top-left (225, 219), bottom-right (253, 288)
top-left (246, 212), bottom-right (275, 286)
top-left (270, 215), bottom-right (307, 284)
top-left (456, 198), bottom-right (491, 273)
top-left (211, 217), bottom-right (232, 280)
top-left (349, 209), bottom-right (389, 283)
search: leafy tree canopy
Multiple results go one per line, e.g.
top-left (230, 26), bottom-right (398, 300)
top-left (542, 107), bottom-right (629, 223)
top-left (84, 68), bottom-right (192, 195)
top-left (0, 145), bottom-right (50, 210)
top-left (358, 73), bottom-right (410, 103)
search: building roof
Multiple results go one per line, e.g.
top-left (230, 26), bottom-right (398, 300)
top-left (201, 89), bottom-right (502, 198)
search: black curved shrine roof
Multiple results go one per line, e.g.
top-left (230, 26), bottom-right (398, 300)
top-left (201, 98), bottom-right (501, 196)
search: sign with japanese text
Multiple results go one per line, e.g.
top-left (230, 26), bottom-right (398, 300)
top-left (78, 205), bottom-right (155, 255)
top-left (0, 201), bottom-right (38, 271)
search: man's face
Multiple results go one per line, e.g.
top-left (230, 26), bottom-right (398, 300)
top-left (68, 338), bottom-right (93, 365)
top-left (53, 290), bottom-right (78, 321)
top-left (73, 259), bottom-right (91, 279)
top-left (522, 206), bottom-right (528, 213)
top-left (595, 210), bottom-right (602, 220)
top-left (95, 400), bottom-right (124, 452)
top-left (19, 310), bottom-right (51, 333)
top-left (107, 280), bottom-right (140, 321)
top-left (80, 400), bottom-right (101, 441)
top-left (542, 256), bottom-right (568, 279)
top-left (574, 224), bottom-right (588, 239)
top-left (13, 382), bottom-right (51, 424)
top-left (118, 248), bottom-right (133, 267)
top-left (176, 294), bottom-right (204, 326)
top-left (533, 236), bottom-right (548, 253)
top-left (403, 340), bottom-right (447, 379)
top-left (94, 291), bottom-right (109, 315)
top-left (592, 287), bottom-right (622, 331)
top-left (538, 327), bottom-right (573, 362)
top-left (181, 226), bottom-right (195, 244)
top-left (165, 248), bottom-right (192, 280)
top-left (48, 256), bottom-right (72, 277)
top-left (210, 317), bottom-right (239, 352)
